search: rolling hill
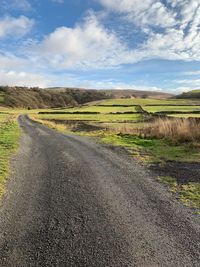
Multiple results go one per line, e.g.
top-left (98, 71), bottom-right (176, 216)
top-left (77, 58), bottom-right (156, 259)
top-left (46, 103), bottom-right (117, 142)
top-left (0, 86), bottom-right (173, 109)
top-left (176, 90), bottom-right (200, 99)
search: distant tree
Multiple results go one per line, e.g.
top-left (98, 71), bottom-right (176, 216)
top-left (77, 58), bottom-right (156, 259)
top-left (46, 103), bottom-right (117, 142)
top-left (141, 94), bottom-right (148, 99)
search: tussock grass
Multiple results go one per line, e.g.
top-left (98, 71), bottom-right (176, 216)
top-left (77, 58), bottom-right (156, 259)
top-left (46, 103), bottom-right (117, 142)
top-left (110, 117), bottom-right (200, 145)
top-left (141, 118), bottom-right (200, 143)
top-left (102, 117), bottom-right (200, 145)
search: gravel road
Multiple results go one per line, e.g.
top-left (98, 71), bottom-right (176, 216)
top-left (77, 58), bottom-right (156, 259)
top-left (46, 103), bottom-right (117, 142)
top-left (0, 115), bottom-right (199, 266)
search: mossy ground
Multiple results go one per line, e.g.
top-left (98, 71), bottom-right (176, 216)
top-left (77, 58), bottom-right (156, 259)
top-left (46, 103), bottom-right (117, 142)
top-left (0, 118), bottom-right (21, 195)
top-left (157, 176), bottom-right (200, 212)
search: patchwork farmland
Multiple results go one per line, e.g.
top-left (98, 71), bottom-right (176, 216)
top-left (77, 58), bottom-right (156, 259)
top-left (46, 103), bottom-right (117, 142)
top-left (30, 97), bottom-right (200, 125)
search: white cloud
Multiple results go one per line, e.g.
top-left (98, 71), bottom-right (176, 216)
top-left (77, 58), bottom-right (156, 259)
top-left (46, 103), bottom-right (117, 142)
top-left (47, 74), bottom-right (164, 91)
top-left (174, 79), bottom-right (200, 87)
top-left (0, 70), bottom-right (48, 87)
top-left (33, 12), bottom-right (130, 69)
top-left (28, 1), bottom-right (200, 70)
top-left (1, 0), bottom-right (32, 11)
top-left (182, 70), bottom-right (200, 76)
top-left (77, 79), bottom-right (163, 91)
top-left (0, 16), bottom-right (34, 39)
top-left (0, 1), bottom-right (199, 91)
top-left (0, 53), bottom-right (28, 69)
top-left (0, 1), bottom-right (196, 79)
top-left (99, 0), bottom-right (177, 28)
top-left (98, 0), bottom-right (200, 63)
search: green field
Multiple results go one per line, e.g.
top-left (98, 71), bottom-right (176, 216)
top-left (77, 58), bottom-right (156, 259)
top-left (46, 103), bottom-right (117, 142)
top-left (2, 97), bottom-right (200, 120)
top-left (95, 98), bottom-right (200, 106)
top-left (58, 105), bottom-right (138, 113)
top-left (101, 134), bottom-right (200, 162)
top-left (37, 113), bottom-right (143, 122)
top-left (143, 105), bottom-right (200, 113)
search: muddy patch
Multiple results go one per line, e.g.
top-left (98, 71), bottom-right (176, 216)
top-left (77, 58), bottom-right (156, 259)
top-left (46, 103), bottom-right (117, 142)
top-left (50, 119), bottom-right (105, 132)
top-left (150, 161), bottom-right (200, 185)
top-left (70, 122), bottom-right (104, 132)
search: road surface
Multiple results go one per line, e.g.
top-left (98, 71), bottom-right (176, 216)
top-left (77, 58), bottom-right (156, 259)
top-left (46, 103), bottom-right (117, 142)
top-left (0, 115), bottom-right (199, 266)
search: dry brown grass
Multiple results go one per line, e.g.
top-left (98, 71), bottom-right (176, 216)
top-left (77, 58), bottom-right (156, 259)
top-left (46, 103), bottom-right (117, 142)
top-left (140, 118), bottom-right (200, 142)
top-left (105, 118), bottom-right (200, 143)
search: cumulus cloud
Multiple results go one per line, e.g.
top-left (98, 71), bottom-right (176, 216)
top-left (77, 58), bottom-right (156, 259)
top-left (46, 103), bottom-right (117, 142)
top-left (27, 1), bottom-right (200, 70)
top-left (0, 16), bottom-right (34, 39)
top-left (0, 70), bottom-right (48, 87)
top-left (33, 12), bottom-right (130, 68)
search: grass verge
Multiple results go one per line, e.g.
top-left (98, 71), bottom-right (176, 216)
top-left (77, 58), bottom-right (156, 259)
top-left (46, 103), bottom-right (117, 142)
top-left (157, 176), bottom-right (200, 212)
top-left (0, 116), bottom-right (21, 196)
top-left (100, 134), bottom-right (200, 163)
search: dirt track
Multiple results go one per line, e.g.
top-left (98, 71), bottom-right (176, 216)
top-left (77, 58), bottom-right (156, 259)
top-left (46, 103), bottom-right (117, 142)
top-left (0, 115), bottom-right (199, 266)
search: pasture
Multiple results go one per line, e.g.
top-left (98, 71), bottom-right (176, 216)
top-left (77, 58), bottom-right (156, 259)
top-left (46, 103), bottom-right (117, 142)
top-left (36, 113), bottom-right (142, 122)
top-left (143, 105), bottom-right (200, 113)
top-left (94, 98), bottom-right (200, 106)
top-left (59, 105), bottom-right (138, 113)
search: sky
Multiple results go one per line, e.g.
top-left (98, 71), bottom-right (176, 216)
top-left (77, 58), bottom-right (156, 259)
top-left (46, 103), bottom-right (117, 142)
top-left (0, 0), bottom-right (200, 93)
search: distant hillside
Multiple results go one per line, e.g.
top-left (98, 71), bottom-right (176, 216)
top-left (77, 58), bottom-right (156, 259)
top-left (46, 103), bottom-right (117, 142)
top-left (176, 90), bottom-right (200, 99)
top-left (0, 86), bottom-right (111, 108)
top-left (104, 89), bottom-right (173, 99)
top-left (0, 86), bottom-right (172, 109)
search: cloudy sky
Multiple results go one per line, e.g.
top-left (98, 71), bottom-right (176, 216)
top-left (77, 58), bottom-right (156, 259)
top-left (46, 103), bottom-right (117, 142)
top-left (0, 0), bottom-right (200, 92)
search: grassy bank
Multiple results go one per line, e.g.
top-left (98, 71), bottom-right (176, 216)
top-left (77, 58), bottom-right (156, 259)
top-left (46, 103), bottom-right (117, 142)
top-left (0, 116), bottom-right (21, 195)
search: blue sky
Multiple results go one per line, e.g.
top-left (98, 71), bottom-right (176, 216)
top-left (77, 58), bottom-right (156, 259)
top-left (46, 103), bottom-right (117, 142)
top-left (0, 0), bottom-right (200, 93)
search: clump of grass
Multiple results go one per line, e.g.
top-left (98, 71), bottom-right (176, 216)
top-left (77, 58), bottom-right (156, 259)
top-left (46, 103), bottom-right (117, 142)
top-left (0, 116), bottom-right (21, 195)
top-left (179, 183), bottom-right (200, 209)
top-left (157, 176), bottom-right (200, 211)
top-left (157, 176), bottom-right (178, 192)
top-left (31, 116), bottom-right (68, 133)
top-left (140, 118), bottom-right (200, 143)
